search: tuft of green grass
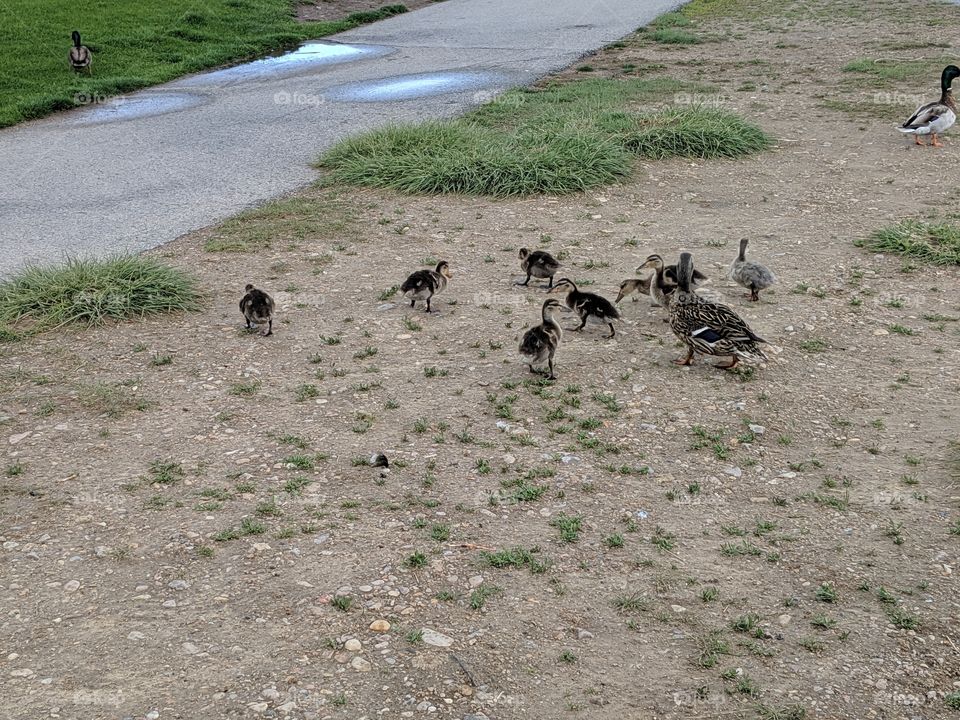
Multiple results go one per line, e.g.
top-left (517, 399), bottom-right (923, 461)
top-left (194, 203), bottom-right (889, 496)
top-left (857, 220), bottom-right (960, 265)
top-left (550, 514), bottom-right (583, 543)
top-left (146, 460), bottom-right (184, 485)
top-left (0, 256), bottom-right (200, 329)
top-left (610, 106), bottom-right (771, 160)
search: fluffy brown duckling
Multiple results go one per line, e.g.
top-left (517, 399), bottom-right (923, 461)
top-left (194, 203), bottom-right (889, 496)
top-left (517, 248), bottom-right (561, 289)
top-left (615, 277), bottom-right (652, 304)
top-left (401, 261), bottom-right (451, 313)
top-left (519, 298), bottom-right (563, 379)
top-left (550, 278), bottom-right (621, 339)
top-left (240, 284), bottom-right (275, 336)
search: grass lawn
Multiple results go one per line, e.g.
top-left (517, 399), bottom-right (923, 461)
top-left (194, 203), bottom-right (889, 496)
top-left (0, 1), bottom-right (405, 128)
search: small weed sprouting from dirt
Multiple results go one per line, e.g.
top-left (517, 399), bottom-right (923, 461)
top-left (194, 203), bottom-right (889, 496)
top-left (558, 650), bottom-right (578, 663)
top-left (696, 630), bottom-right (730, 668)
top-left (469, 585), bottom-right (501, 610)
top-left (613, 591), bottom-right (650, 614)
top-left (481, 547), bottom-right (550, 574)
top-left (229, 380), bottom-right (261, 397)
top-left (887, 606), bottom-right (920, 630)
top-left (650, 526), bottom-right (676, 552)
top-left (815, 582), bottom-right (838, 603)
top-left (0, 256), bottom-right (200, 328)
top-left (405, 550), bottom-right (428, 568)
top-left (756, 702), bottom-right (807, 720)
top-left (810, 613), bottom-right (837, 630)
top-left (550, 514), bottom-right (583, 543)
top-left (146, 460), bottom-right (184, 485)
top-left (331, 595), bottom-right (353, 612)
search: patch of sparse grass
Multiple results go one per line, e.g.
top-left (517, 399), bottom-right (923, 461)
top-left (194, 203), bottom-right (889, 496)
top-left (887, 606), bottom-right (920, 630)
top-left (857, 220), bottom-right (960, 265)
top-left (228, 380), bottom-right (261, 397)
top-left (0, 256), bottom-right (200, 328)
top-left (649, 27), bottom-right (702, 44)
top-left (815, 582), bottom-right (838, 603)
top-left (146, 460), bottom-right (184, 485)
top-left (405, 550), bottom-right (428, 568)
top-left (469, 585), bottom-right (501, 610)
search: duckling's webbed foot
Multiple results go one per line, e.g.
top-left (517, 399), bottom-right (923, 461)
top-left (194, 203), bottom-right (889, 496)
top-left (515, 274), bottom-right (531, 287)
top-left (673, 348), bottom-right (695, 366)
top-left (605, 323), bottom-right (616, 339)
top-left (749, 288), bottom-right (760, 302)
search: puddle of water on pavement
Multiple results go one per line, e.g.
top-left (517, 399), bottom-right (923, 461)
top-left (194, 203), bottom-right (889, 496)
top-left (324, 71), bottom-right (508, 102)
top-left (174, 42), bottom-right (390, 88)
top-left (65, 93), bottom-right (206, 125)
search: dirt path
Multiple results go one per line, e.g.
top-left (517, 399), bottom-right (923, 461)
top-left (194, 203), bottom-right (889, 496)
top-left (2, 1), bottom-right (959, 719)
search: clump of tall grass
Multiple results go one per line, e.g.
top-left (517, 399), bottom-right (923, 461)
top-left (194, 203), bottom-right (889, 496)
top-left (0, 255), bottom-right (200, 328)
top-left (318, 78), bottom-right (770, 197)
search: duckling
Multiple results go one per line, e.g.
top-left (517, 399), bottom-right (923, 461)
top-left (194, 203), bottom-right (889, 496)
top-left (898, 65), bottom-right (960, 147)
top-left (728, 238), bottom-right (776, 301)
top-left (69, 31), bottom-right (92, 73)
top-left (519, 299), bottom-right (564, 379)
top-left (636, 254), bottom-right (708, 309)
top-left (668, 253), bottom-right (767, 369)
top-left (615, 277), bottom-right (652, 304)
top-left (240, 284), bottom-right (275, 336)
top-left (517, 248), bottom-right (561, 288)
top-left (550, 278), bottom-right (621, 339)
top-left (401, 261), bottom-right (451, 313)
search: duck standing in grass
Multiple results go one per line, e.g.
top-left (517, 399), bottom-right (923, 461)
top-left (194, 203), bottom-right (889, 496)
top-left (668, 253), bottom-right (767, 369)
top-left (240, 284), bottom-right (275, 336)
top-left (550, 278), bottom-right (621, 338)
top-left (69, 31), bottom-right (92, 73)
top-left (898, 65), bottom-right (960, 147)
top-left (401, 260), bottom-right (451, 313)
top-left (519, 299), bottom-right (563, 379)
top-left (729, 238), bottom-right (776, 301)
top-left (516, 248), bottom-right (561, 289)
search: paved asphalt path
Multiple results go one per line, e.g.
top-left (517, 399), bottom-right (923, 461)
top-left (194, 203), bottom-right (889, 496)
top-left (0, 0), bottom-right (681, 275)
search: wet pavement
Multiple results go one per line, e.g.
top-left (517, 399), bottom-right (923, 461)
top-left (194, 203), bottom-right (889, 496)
top-left (0, 0), bottom-right (682, 274)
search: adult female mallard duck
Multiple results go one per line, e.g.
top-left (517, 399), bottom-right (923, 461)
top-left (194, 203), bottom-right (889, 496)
top-left (668, 253), bottom-right (767, 369)
top-left (240, 284), bottom-right (275, 336)
top-left (516, 248), bottom-right (561, 288)
top-left (637, 254), bottom-right (708, 309)
top-left (898, 65), bottom-right (960, 147)
top-left (550, 278), bottom-right (621, 338)
top-left (729, 238), bottom-right (776, 301)
top-left (69, 31), bottom-right (92, 73)
top-left (401, 260), bottom-right (451, 313)
top-left (519, 298), bottom-right (563, 379)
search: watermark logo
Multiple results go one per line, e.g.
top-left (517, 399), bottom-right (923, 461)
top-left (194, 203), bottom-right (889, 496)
top-left (473, 291), bottom-right (526, 307)
top-left (472, 90), bottom-right (525, 107)
top-left (74, 91), bottom-right (125, 106)
top-left (673, 92), bottom-right (731, 107)
top-left (873, 91), bottom-right (924, 107)
top-left (274, 90), bottom-right (324, 107)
